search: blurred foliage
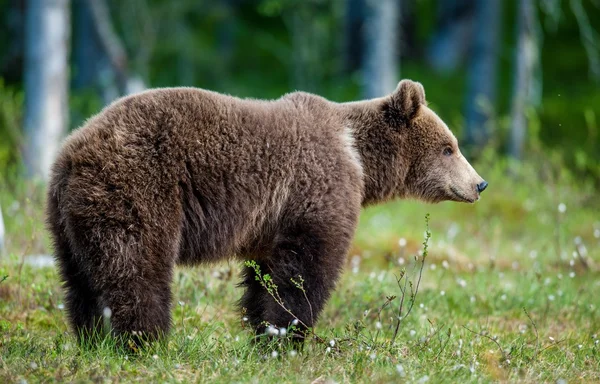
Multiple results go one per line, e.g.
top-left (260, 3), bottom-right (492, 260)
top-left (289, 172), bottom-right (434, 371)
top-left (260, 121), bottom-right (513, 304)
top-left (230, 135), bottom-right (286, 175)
top-left (0, 0), bottom-right (598, 183)
top-left (0, 79), bottom-right (23, 171)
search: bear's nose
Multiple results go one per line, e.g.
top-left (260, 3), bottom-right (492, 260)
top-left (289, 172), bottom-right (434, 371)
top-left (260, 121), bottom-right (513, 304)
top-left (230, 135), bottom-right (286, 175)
top-left (477, 181), bottom-right (488, 193)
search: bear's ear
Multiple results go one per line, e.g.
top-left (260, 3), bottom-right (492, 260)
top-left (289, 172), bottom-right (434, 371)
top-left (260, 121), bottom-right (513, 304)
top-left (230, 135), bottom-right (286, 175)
top-left (382, 80), bottom-right (426, 127)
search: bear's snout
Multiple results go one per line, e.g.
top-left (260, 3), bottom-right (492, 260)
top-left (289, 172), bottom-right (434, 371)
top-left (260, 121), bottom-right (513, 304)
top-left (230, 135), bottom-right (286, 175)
top-left (477, 181), bottom-right (488, 194)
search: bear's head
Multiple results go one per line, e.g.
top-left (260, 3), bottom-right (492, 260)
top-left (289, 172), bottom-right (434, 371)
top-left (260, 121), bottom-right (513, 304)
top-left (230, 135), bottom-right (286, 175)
top-left (374, 79), bottom-right (487, 204)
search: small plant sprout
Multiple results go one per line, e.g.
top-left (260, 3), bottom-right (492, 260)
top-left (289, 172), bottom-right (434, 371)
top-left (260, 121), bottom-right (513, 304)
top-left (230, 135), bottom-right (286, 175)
top-left (290, 275), bottom-right (314, 324)
top-left (244, 261), bottom-right (327, 343)
top-left (390, 214), bottom-right (431, 344)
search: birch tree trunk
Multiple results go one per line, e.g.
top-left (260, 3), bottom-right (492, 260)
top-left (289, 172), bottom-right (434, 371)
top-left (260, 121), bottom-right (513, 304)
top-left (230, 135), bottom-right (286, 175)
top-left (509, 0), bottom-right (540, 159)
top-left (0, 204), bottom-right (5, 255)
top-left (464, 0), bottom-right (501, 148)
top-left (23, 0), bottom-right (70, 180)
top-left (362, 0), bottom-right (399, 99)
top-left (427, 0), bottom-right (475, 73)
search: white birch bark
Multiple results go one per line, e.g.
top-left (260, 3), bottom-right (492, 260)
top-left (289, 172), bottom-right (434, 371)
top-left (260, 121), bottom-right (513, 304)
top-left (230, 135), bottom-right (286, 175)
top-left (362, 0), bottom-right (399, 99)
top-left (23, 0), bottom-right (71, 180)
top-left (509, 0), bottom-right (539, 159)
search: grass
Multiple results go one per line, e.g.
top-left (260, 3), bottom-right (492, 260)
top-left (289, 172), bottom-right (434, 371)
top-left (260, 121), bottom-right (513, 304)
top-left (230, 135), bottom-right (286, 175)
top-left (1, 151), bottom-right (599, 383)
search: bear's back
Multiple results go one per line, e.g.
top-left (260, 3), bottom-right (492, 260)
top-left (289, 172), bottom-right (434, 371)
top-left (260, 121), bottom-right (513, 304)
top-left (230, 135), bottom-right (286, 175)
top-left (49, 87), bottom-right (361, 263)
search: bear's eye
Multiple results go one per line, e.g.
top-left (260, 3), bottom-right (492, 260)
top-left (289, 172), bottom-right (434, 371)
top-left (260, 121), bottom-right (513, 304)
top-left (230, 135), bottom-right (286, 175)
top-left (443, 147), bottom-right (453, 156)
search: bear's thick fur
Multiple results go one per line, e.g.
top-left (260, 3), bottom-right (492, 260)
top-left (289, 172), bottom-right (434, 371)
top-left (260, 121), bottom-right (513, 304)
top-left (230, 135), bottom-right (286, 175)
top-left (46, 80), bottom-right (486, 342)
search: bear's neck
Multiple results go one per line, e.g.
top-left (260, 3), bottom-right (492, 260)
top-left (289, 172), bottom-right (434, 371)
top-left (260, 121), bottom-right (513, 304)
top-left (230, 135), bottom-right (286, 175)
top-left (338, 100), bottom-right (410, 206)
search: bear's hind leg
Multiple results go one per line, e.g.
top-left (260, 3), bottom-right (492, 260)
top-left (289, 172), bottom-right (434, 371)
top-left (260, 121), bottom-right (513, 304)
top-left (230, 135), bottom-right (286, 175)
top-left (58, 248), bottom-right (103, 343)
top-left (69, 217), bottom-right (178, 346)
top-left (50, 223), bottom-right (102, 343)
top-left (96, 249), bottom-right (174, 344)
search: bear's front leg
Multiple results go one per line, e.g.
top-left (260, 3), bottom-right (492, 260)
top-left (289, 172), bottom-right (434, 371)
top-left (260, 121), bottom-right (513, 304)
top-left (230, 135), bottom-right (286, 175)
top-left (240, 215), bottom-right (357, 341)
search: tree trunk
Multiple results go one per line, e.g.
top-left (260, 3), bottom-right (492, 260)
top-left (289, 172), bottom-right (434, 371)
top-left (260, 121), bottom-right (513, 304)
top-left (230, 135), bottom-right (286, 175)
top-left (509, 0), bottom-right (540, 159)
top-left (0, 203), bottom-right (5, 255)
top-left (362, 0), bottom-right (400, 99)
top-left (344, 0), bottom-right (366, 74)
top-left (464, 0), bottom-right (501, 149)
top-left (23, 0), bottom-right (71, 180)
top-left (72, 0), bottom-right (117, 103)
top-left (426, 0), bottom-right (475, 73)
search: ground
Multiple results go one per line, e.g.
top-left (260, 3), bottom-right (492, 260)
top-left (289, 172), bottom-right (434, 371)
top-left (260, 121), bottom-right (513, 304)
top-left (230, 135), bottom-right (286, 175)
top-left (1, 151), bottom-right (599, 383)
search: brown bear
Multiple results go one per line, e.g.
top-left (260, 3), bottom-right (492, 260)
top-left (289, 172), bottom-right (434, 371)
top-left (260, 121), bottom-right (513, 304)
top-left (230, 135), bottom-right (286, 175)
top-left (46, 80), bottom-right (487, 343)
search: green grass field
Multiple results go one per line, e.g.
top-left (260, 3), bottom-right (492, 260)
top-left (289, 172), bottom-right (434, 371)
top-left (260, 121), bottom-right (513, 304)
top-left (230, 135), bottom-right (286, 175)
top-left (1, 153), bottom-right (599, 383)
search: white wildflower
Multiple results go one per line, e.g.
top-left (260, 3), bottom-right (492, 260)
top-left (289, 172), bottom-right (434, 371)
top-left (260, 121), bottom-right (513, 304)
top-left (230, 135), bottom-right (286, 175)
top-left (396, 364), bottom-right (406, 377)
top-left (266, 325), bottom-right (279, 336)
top-left (529, 250), bottom-right (538, 259)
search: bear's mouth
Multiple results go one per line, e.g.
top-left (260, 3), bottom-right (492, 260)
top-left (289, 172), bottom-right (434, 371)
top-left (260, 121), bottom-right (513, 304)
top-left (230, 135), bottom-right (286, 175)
top-left (449, 186), bottom-right (477, 203)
